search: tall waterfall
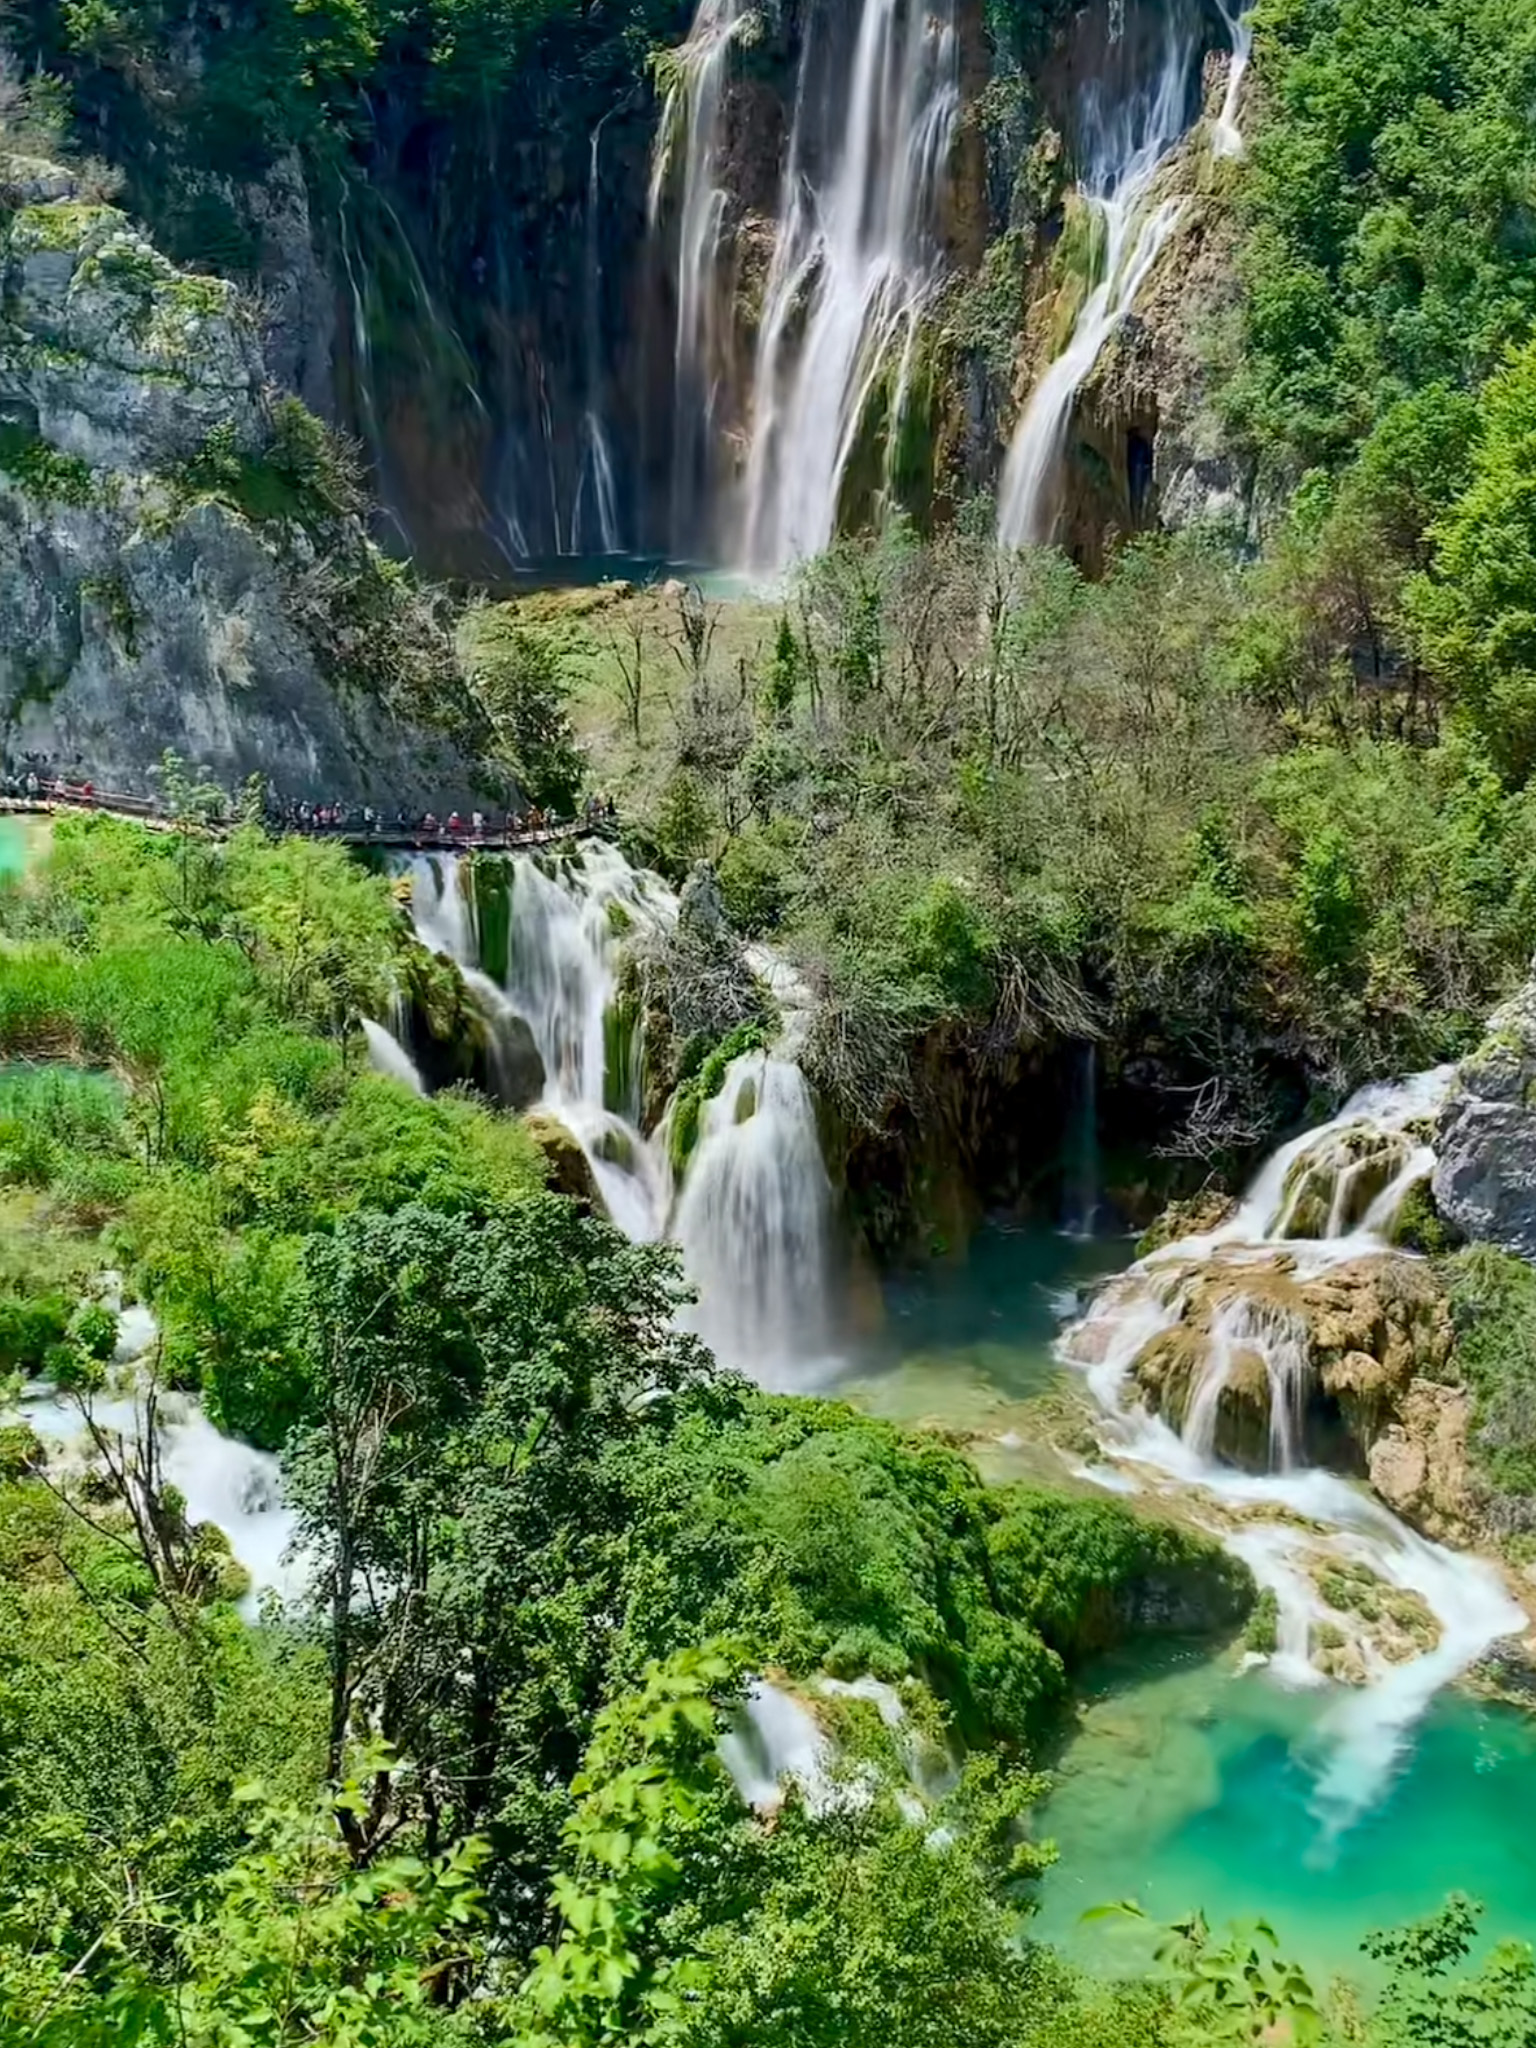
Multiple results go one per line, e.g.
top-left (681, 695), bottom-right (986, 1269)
top-left (996, 1), bottom-right (1202, 548)
top-left (673, 1052), bottom-right (837, 1385)
top-left (574, 115), bottom-right (623, 555)
top-left (1062, 1068), bottom-right (1525, 1832)
top-left (650, 0), bottom-right (960, 570)
top-left (649, 0), bottom-right (751, 554)
top-left (737, 0), bottom-right (959, 570)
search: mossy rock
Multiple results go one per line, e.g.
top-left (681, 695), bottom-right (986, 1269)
top-left (524, 1111), bottom-right (605, 1217)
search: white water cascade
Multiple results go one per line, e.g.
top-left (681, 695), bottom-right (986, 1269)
top-left (650, 0), bottom-right (960, 570)
top-left (1061, 1068), bottom-right (1526, 1833)
top-left (736, 0), bottom-right (959, 570)
top-left (361, 1016), bottom-right (425, 1094)
top-left (673, 1051), bottom-right (837, 1386)
top-left (996, 1), bottom-right (1202, 547)
top-left (648, 0), bottom-right (752, 552)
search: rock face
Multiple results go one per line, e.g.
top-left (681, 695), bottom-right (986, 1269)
top-left (1433, 979), bottom-right (1536, 1260)
top-left (1130, 1250), bottom-right (1454, 1475)
top-left (0, 148), bottom-right (482, 804)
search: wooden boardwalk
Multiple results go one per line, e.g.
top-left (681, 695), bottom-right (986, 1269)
top-left (0, 791), bottom-right (610, 856)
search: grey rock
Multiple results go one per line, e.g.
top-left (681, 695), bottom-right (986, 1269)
top-left (1433, 979), bottom-right (1536, 1258)
top-left (486, 1010), bottom-right (545, 1111)
top-left (0, 162), bottom-right (484, 806)
top-left (243, 151), bottom-right (336, 417)
top-left (678, 860), bottom-right (730, 943)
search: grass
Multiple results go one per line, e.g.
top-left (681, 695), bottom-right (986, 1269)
top-left (460, 581), bottom-right (781, 814)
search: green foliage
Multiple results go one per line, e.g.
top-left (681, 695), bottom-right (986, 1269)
top-left (1444, 1243), bottom-right (1536, 1517)
top-left (1408, 340), bottom-right (1536, 785)
top-left (468, 619), bottom-right (587, 811)
top-left (1230, 0), bottom-right (1536, 485)
top-left (173, 401), bottom-right (364, 530)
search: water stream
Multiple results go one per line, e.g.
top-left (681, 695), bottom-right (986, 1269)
top-left (997, 0), bottom-right (1202, 547)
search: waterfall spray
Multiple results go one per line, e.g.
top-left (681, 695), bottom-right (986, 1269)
top-left (996, 1), bottom-right (1201, 547)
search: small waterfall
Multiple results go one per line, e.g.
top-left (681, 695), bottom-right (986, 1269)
top-left (360, 1017), bottom-right (426, 1094)
top-left (737, 0), bottom-right (960, 570)
top-left (573, 114), bottom-right (623, 555)
top-left (996, 1), bottom-right (1202, 547)
top-left (22, 1388), bottom-right (300, 1610)
top-left (673, 1052), bottom-right (837, 1385)
top-left (1212, 0), bottom-right (1254, 160)
top-left (1061, 1065), bottom-right (1525, 1832)
top-left (1063, 1040), bottom-right (1101, 1237)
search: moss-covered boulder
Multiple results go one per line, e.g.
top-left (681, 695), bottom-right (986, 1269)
top-left (524, 1111), bottom-right (605, 1216)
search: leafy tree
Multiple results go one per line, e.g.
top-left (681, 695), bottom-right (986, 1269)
top-left (470, 622), bottom-right (588, 812)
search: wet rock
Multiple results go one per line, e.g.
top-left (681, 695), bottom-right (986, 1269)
top-left (1434, 980), bottom-right (1536, 1260)
top-left (523, 1110), bottom-right (605, 1215)
top-left (1129, 1251), bottom-right (1453, 1476)
top-left (1367, 1381), bottom-right (1478, 1545)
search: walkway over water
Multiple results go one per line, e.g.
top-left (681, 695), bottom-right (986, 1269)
top-left (0, 787), bottom-right (610, 856)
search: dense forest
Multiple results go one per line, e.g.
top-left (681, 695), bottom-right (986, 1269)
top-left (4, 0), bottom-right (1536, 2040)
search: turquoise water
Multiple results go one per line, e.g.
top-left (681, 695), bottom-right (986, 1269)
top-left (1034, 1643), bottom-right (1536, 1986)
top-left (834, 1225), bottom-right (1536, 1988)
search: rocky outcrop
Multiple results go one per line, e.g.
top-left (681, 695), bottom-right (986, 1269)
top-left (523, 1111), bottom-right (604, 1214)
top-left (1433, 979), bottom-right (1536, 1260)
top-left (0, 145), bottom-right (484, 804)
top-left (1129, 1250), bottom-right (1454, 1475)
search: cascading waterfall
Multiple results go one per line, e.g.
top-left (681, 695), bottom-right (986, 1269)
top-left (1062, 1067), bottom-right (1525, 1832)
top-left (673, 1052), bottom-right (837, 1386)
top-left (361, 1016), bottom-right (425, 1094)
top-left (996, 0), bottom-right (1202, 548)
top-left (736, 0), bottom-right (959, 571)
top-left (649, 0), bottom-right (960, 570)
top-left (402, 841), bottom-right (841, 1378)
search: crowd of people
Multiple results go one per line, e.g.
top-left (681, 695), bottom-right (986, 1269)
top-left (273, 792), bottom-right (619, 841)
top-left (0, 765), bottom-right (620, 847)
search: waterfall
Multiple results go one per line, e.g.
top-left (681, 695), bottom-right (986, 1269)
top-left (996, 1), bottom-right (1202, 548)
top-left (22, 1388), bottom-right (300, 1611)
top-left (736, 0), bottom-right (960, 571)
top-left (650, 0), bottom-right (960, 571)
top-left (573, 114), bottom-right (623, 555)
top-left (360, 1017), bottom-right (425, 1094)
top-left (1061, 1067), bottom-right (1525, 1832)
top-left (1212, 0), bottom-right (1254, 160)
top-left (674, 1052), bottom-right (837, 1385)
top-left (649, 0), bottom-right (752, 553)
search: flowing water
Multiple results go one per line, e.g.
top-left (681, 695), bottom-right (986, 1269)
top-left (574, 114), bottom-right (624, 556)
top-left (1212, 0), bottom-right (1254, 160)
top-left (672, 1051), bottom-right (838, 1385)
top-left (360, 1016), bottom-right (425, 1093)
top-left (650, 0), bottom-right (960, 570)
top-left (399, 842), bottom-right (843, 1369)
top-left (737, 0), bottom-right (959, 570)
top-left (996, 0), bottom-right (1203, 547)
top-left (1060, 1067), bottom-right (1525, 1832)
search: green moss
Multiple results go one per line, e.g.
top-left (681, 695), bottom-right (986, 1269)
top-left (667, 1019), bottom-right (769, 1180)
top-left (1389, 1179), bottom-right (1458, 1255)
top-left (9, 199), bottom-right (121, 253)
top-left (0, 421), bottom-right (96, 507)
top-left (1243, 1588), bottom-right (1280, 1656)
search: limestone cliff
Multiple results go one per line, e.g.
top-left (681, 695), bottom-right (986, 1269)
top-left (0, 142), bottom-right (486, 803)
